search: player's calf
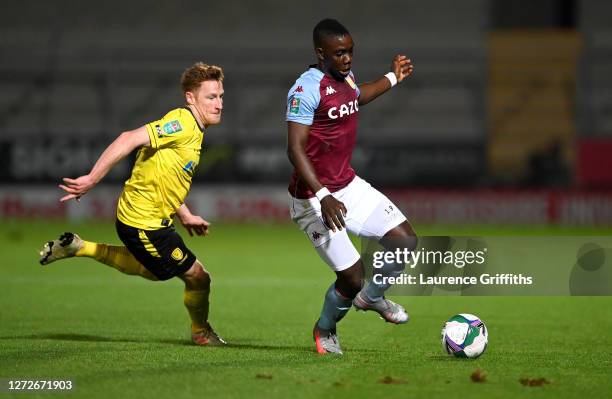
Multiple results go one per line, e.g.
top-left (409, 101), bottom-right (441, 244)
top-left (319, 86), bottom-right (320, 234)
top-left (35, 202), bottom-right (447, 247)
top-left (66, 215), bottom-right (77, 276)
top-left (180, 261), bottom-right (222, 345)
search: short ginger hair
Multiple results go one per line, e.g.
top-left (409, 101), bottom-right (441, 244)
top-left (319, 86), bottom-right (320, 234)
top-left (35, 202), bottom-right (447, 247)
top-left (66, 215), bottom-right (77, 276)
top-left (181, 62), bottom-right (224, 94)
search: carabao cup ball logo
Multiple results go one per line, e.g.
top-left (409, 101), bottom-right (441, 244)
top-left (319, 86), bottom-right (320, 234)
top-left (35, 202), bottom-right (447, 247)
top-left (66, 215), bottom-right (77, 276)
top-left (441, 313), bottom-right (488, 358)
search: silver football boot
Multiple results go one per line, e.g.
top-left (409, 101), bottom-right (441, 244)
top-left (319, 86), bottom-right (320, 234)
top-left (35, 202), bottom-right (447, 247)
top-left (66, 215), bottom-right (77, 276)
top-left (353, 291), bottom-right (409, 324)
top-left (313, 323), bottom-right (343, 355)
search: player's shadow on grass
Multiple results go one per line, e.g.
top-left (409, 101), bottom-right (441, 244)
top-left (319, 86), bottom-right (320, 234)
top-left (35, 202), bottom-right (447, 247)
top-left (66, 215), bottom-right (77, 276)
top-left (225, 341), bottom-right (312, 352)
top-left (225, 339), bottom-right (380, 353)
top-left (1, 333), bottom-right (191, 346)
top-left (427, 354), bottom-right (478, 361)
top-left (0, 334), bottom-right (312, 351)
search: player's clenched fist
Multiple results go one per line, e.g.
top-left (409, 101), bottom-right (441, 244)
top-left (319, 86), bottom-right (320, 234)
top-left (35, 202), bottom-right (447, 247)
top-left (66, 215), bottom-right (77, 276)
top-left (391, 55), bottom-right (413, 83)
top-left (320, 195), bottom-right (347, 232)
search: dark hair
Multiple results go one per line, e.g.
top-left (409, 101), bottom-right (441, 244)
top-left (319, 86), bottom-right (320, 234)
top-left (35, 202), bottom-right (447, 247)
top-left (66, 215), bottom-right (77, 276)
top-left (313, 18), bottom-right (350, 47)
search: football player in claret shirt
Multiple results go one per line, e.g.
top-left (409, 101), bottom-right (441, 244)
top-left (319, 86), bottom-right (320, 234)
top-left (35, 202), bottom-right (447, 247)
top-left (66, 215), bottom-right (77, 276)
top-left (39, 62), bottom-right (226, 346)
top-left (286, 19), bottom-right (417, 354)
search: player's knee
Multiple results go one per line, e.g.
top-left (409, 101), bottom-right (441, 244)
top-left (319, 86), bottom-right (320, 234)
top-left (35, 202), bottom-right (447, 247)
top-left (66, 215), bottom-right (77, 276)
top-left (334, 279), bottom-right (361, 299)
top-left (346, 275), bottom-right (363, 297)
top-left (398, 233), bottom-right (418, 253)
top-left (191, 262), bottom-right (211, 290)
top-left (336, 262), bottom-right (364, 298)
top-left (382, 222), bottom-right (418, 253)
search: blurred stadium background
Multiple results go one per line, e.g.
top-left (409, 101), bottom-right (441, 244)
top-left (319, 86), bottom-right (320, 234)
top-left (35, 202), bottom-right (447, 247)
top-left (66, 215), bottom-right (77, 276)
top-left (1, 0), bottom-right (611, 226)
top-left (2, 2), bottom-right (612, 397)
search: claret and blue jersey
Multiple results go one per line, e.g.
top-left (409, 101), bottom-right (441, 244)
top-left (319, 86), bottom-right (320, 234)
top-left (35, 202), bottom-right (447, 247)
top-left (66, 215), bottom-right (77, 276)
top-left (286, 67), bottom-right (361, 199)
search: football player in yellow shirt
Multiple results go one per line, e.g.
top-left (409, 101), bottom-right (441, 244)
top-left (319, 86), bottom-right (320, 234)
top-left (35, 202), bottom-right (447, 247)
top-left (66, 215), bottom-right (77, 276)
top-left (39, 62), bottom-right (225, 346)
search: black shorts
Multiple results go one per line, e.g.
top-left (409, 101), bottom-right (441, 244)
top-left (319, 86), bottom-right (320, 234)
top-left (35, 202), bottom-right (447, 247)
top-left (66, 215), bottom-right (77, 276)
top-left (115, 219), bottom-right (196, 281)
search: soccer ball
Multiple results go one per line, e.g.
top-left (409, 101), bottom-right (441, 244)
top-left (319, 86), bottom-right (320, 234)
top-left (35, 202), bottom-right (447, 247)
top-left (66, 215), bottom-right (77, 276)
top-left (441, 313), bottom-right (488, 358)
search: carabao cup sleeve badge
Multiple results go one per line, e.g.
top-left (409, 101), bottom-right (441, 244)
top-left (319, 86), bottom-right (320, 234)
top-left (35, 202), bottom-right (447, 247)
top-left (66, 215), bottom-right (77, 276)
top-left (289, 96), bottom-right (301, 115)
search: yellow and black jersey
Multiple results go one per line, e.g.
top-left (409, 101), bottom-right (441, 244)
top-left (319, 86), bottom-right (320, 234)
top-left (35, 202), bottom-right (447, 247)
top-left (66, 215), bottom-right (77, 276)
top-left (117, 107), bottom-right (204, 230)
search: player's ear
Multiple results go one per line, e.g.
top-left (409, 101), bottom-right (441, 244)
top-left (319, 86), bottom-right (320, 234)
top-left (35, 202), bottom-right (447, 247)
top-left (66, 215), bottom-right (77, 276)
top-left (185, 91), bottom-right (195, 105)
top-left (315, 47), bottom-right (325, 62)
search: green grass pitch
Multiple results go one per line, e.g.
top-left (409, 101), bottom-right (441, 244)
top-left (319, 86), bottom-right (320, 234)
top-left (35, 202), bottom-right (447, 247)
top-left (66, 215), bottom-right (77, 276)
top-left (1, 220), bottom-right (611, 398)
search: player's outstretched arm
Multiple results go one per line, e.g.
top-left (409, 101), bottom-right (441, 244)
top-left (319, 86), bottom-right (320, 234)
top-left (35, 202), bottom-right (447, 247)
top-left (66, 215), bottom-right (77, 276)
top-left (357, 55), bottom-right (413, 106)
top-left (176, 204), bottom-right (210, 237)
top-left (287, 121), bottom-right (347, 232)
top-left (59, 126), bottom-right (151, 202)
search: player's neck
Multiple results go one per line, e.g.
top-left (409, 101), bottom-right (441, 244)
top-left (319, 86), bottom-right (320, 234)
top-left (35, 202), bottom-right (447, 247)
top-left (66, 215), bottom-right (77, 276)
top-left (188, 104), bottom-right (208, 129)
top-left (317, 64), bottom-right (344, 82)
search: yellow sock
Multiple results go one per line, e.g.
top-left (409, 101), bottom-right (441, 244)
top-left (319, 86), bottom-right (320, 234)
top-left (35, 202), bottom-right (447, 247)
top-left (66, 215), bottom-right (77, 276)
top-left (183, 288), bottom-right (210, 333)
top-left (76, 241), bottom-right (143, 276)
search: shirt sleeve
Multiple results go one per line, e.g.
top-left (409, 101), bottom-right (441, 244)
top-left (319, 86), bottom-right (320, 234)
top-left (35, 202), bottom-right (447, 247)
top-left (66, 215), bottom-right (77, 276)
top-left (285, 77), bottom-right (320, 126)
top-left (145, 110), bottom-right (190, 149)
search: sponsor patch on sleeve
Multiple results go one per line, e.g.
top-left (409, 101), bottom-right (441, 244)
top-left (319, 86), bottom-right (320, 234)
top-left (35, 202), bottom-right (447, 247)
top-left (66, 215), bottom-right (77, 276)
top-left (182, 160), bottom-right (196, 176)
top-left (163, 120), bottom-right (183, 134)
top-left (289, 96), bottom-right (301, 115)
